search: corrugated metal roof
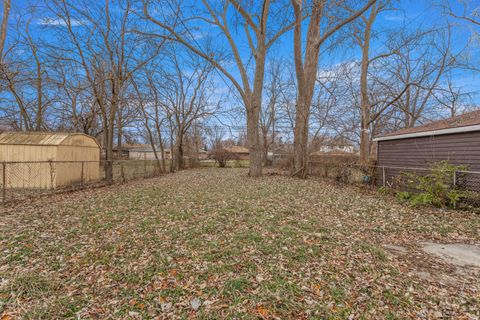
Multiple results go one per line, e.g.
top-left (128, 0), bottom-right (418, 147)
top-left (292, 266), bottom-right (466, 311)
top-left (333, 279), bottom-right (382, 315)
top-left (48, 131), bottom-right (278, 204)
top-left (0, 132), bottom-right (94, 146)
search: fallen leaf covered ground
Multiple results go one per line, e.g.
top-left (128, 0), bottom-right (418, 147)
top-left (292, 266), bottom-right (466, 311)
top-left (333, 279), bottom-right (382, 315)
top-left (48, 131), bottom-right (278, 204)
top-left (0, 168), bottom-right (479, 319)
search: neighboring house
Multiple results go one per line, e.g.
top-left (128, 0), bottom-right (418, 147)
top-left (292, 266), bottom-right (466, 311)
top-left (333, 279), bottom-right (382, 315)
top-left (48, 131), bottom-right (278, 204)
top-left (313, 137), bottom-right (355, 155)
top-left (225, 146), bottom-right (250, 160)
top-left (195, 149), bottom-right (209, 160)
top-left (373, 109), bottom-right (480, 172)
top-left (129, 146), bottom-right (172, 160)
top-left (319, 145), bottom-right (355, 154)
top-left (0, 124), bottom-right (12, 133)
top-left (113, 144), bottom-right (150, 159)
top-left (0, 132), bottom-right (100, 188)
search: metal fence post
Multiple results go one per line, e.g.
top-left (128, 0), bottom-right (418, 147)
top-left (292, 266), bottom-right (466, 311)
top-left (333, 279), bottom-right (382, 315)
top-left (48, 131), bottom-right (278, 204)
top-left (121, 162), bottom-right (125, 182)
top-left (453, 170), bottom-right (457, 187)
top-left (144, 153), bottom-right (147, 177)
top-left (81, 161), bottom-right (85, 186)
top-left (382, 166), bottom-right (386, 187)
top-left (2, 162), bottom-right (6, 204)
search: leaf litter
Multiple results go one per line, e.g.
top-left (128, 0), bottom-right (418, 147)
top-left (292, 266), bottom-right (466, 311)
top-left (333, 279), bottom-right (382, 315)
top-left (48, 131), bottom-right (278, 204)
top-left (0, 168), bottom-right (479, 319)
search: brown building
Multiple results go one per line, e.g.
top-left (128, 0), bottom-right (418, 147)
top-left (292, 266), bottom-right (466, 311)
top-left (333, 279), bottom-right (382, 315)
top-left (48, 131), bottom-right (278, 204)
top-left (112, 144), bottom-right (150, 159)
top-left (129, 147), bottom-right (172, 160)
top-left (225, 146), bottom-right (250, 160)
top-left (374, 109), bottom-right (480, 187)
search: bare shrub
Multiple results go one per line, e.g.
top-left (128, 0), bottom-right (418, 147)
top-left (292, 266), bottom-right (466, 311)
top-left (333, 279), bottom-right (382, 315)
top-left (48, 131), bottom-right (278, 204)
top-left (275, 155), bottom-right (294, 171)
top-left (209, 148), bottom-right (238, 168)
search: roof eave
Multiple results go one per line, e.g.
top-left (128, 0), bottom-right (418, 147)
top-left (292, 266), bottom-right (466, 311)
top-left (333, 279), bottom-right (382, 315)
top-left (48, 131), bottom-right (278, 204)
top-left (373, 124), bottom-right (480, 142)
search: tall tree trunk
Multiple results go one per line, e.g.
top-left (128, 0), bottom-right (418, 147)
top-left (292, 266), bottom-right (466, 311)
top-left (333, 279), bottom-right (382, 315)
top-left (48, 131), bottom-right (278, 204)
top-left (293, 98), bottom-right (310, 177)
top-left (34, 57), bottom-right (43, 131)
top-left (262, 129), bottom-right (268, 165)
top-left (105, 124), bottom-right (114, 182)
top-left (248, 44), bottom-right (267, 177)
top-left (358, 2), bottom-right (376, 164)
top-left (0, 0), bottom-right (10, 61)
top-left (174, 132), bottom-right (184, 170)
top-left (117, 109), bottom-right (123, 148)
top-left (104, 95), bottom-right (117, 182)
top-left (158, 138), bottom-right (166, 173)
top-left (155, 120), bottom-right (166, 173)
top-left (359, 31), bottom-right (371, 164)
top-left (246, 105), bottom-right (262, 176)
top-left (291, 0), bottom-right (376, 177)
top-left (292, 0), bottom-right (321, 177)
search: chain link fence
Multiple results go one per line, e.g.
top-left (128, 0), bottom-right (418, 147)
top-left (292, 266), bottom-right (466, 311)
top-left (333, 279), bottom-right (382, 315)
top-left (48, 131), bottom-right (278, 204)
top-left (304, 161), bottom-right (480, 208)
top-left (0, 160), bottom-right (174, 204)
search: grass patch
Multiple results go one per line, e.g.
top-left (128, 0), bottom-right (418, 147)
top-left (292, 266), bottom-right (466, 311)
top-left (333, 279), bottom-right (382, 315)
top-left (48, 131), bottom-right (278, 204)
top-left (1, 168), bottom-right (478, 318)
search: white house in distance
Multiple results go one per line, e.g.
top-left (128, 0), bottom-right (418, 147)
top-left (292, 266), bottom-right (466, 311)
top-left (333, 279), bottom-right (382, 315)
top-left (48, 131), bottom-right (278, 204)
top-left (317, 137), bottom-right (355, 154)
top-left (129, 146), bottom-right (172, 160)
top-left (319, 144), bottom-right (355, 154)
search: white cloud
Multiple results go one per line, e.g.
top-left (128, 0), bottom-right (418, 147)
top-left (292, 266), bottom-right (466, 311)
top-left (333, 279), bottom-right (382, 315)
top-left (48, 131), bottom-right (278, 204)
top-left (37, 17), bottom-right (87, 27)
top-left (383, 14), bottom-right (405, 22)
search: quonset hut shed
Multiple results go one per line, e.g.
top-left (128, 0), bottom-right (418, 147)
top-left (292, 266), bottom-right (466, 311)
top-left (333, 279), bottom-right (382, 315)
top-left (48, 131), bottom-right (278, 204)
top-left (0, 132), bottom-right (100, 188)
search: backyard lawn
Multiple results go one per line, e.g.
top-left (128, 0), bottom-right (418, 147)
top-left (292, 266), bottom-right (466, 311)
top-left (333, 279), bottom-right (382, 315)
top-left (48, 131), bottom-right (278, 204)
top-left (0, 168), bottom-right (479, 319)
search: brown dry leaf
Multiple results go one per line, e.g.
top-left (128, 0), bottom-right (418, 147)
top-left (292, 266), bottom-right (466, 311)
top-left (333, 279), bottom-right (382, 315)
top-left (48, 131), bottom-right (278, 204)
top-left (0, 168), bottom-right (479, 319)
top-left (256, 305), bottom-right (270, 318)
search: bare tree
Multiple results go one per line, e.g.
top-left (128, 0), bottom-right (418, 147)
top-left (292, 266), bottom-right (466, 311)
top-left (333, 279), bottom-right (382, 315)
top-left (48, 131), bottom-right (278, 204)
top-left (131, 74), bottom-right (166, 172)
top-left (432, 73), bottom-right (475, 117)
top-left (143, 0), bottom-right (294, 177)
top-left (380, 27), bottom-right (458, 128)
top-left (0, 0), bottom-right (10, 62)
top-left (444, 1), bottom-right (480, 30)
top-left (260, 61), bottom-right (283, 165)
top-left (352, 0), bottom-right (413, 163)
top-left (140, 65), bottom-right (171, 173)
top-left (45, 0), bottom-right (163, 181)
top-left (159, 51), bottom-right (216, 171)
top-left (0, 10), bottom-right (55, 131)
top-left (291, 0), bottom-right (376, 177)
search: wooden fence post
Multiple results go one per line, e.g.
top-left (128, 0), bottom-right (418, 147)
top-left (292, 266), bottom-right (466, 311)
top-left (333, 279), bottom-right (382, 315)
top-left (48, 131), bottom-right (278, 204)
top-left (49, 161), bottom-right (55, 190)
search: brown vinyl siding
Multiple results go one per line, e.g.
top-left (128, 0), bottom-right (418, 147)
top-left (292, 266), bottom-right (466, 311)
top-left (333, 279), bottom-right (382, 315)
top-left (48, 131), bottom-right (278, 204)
top-left (377, 131), bottom-right (480, 172)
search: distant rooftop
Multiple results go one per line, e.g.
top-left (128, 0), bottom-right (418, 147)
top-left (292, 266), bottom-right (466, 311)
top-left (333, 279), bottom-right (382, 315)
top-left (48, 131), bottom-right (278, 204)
top-left (225, 146), bottom-right (249, 153)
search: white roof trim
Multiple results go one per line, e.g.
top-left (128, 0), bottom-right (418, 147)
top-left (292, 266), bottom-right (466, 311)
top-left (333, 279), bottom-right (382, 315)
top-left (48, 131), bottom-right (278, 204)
top-left (373, 124), bottom-right (480, 142)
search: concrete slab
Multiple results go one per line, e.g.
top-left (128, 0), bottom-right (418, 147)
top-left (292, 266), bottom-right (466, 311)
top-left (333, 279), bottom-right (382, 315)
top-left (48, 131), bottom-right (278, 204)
top-left (414, 270), bottom-right (459, 285)
top-left (421, 242), bottom-right (480, 267)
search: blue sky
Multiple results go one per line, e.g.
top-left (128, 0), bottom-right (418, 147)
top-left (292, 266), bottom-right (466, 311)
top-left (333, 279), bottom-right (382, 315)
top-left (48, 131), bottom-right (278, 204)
top-left (5, 0), bottom-right (480, 137)
top-left (10, 0), bottom-right (478, 86)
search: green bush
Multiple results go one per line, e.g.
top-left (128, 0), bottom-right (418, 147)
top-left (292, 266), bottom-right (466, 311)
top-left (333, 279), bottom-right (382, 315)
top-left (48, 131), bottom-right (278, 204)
top-left (398, 161), bottom-right (467, 208)
top-left (395, 191), bottom-right (411, 202)
top-left (378, 186), bottom-right (391, 195)
top-left (410, 192), bottom-right (435, 206)
top-left (446, 189), bottom-right (465, 207)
